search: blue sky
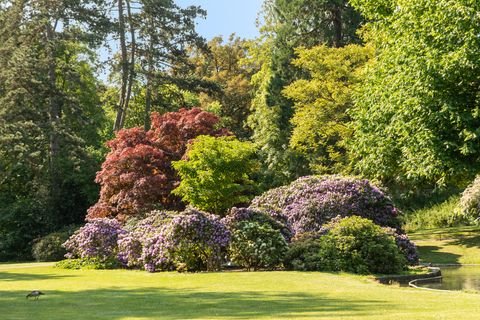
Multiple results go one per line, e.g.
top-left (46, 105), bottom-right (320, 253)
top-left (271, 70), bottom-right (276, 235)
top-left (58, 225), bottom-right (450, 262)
top-left (176, 0), bottom-right (263, 40)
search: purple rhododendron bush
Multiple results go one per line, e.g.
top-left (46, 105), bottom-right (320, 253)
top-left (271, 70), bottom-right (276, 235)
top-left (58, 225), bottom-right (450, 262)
top-left (250, 175), bottom-right (401, 235)
top-left (250, 175), bottom-right (418, 265)
top-left (62, 208), bottom-right (230, 272)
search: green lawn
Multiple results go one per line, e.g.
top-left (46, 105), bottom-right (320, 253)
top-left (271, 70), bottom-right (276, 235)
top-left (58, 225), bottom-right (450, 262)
top-left (409, 226), bottom-right (480, 264)
top-left (2, 263), bottom-right (480, 319)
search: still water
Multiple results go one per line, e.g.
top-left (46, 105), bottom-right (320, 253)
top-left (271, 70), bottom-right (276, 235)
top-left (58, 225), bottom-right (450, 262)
top-left (415, 266), bottom-right (480, 291)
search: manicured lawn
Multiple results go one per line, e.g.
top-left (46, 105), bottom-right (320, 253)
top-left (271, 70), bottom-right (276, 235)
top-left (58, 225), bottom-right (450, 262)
top-left (409, 226), bottom-right (480, 264)
top-left (2, 263), bottom-right (480, 319)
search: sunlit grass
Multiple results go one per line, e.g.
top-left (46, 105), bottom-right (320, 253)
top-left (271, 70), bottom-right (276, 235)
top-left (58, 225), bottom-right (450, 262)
top-left (410, 226), bottom-right (480, 264)
top-left (2, 263), bottom-right (480, 319)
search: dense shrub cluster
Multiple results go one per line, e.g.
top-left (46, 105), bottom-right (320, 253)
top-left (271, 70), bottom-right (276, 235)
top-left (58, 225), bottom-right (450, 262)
top-left (157, 208), bottom-right (230, 272)
top-left (285, 216), bottom-right (407, 274)
top-left (32, 226), bottom-right (78, 262)
top-left (223, 208), bottom-right (288, 270)
top-left (62, 209), bottom-right (229, 272)
top-left (250, 175), bottom-right (401, 236)
top-left (60, 175), bottom-right (418, 275)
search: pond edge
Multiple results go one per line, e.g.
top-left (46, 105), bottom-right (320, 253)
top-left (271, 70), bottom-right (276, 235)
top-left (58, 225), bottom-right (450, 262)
top-left (375, 267), bottom-right (441, 285)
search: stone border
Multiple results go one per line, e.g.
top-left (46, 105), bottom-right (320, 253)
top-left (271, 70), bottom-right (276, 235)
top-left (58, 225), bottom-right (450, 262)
top-left (375, 267), bottom-right (441, 285)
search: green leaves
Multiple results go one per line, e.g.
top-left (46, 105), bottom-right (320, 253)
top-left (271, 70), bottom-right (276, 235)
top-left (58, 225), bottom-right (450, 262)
top-left (350, 0), bottom-right (480, 186)
top-left (283, 45), bottom-right (372, 173)
top-left (172, 136), bottom-right (259, 215)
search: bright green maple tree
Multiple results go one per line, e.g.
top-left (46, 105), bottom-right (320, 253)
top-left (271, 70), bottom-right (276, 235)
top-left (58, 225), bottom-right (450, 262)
top-left (172, 136), bottom-right (259, 215)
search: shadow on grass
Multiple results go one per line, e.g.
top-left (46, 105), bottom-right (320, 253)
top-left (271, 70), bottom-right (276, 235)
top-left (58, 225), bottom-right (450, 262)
top-left (0, 272), bottom-right (76, 282)
top-left (416, 245), bottom-right (461, 264)
top-left (449, 235), bottom-right (480, 248)
top-left (0, 287), bottom-right (393, 319)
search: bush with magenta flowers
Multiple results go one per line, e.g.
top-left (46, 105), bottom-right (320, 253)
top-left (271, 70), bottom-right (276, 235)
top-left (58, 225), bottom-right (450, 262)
top-left (250, 175), bottom-right (401, 236)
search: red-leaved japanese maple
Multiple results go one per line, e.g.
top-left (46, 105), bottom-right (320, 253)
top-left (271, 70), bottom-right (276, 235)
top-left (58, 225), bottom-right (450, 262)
top-left (87, 108), bottom-right (228, 221)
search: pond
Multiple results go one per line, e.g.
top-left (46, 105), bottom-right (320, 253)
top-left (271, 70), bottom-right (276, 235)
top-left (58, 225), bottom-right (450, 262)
top-left (414, 266), bottom-right (480, 291)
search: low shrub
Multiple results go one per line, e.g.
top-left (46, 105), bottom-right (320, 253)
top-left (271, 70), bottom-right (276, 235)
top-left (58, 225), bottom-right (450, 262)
top-left (122, 208), bottom-right (230, 272)
top-left (250, 175), bottom-right (401, 236)
top-left (163, 208), bottom-right (230, 272)
top-left (283, 233), bottom-right (324, 271)
top-left (55, 257), bottom-right (120, 270)
top-left (285, 216), bottom-right (407, 274)
top-left (229, 221), bottom-right (288, 270)
top-left (32, 226), bottom-right (78, 262)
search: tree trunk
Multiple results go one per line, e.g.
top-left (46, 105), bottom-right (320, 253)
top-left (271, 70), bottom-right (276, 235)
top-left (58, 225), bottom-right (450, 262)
top-left (114, 0), bottom-right (128, 131)
top-left (45, 20), bottom-right (61, 198)
top-left (120, 0), bottom-right (136, 129)
top-left (144, 18), bottom-right (154, 131)
top-left (332, 6), bottom-right (343, 48)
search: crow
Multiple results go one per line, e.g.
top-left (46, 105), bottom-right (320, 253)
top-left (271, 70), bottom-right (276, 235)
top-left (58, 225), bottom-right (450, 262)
top-left (26, 291), bottom-right (45, 300)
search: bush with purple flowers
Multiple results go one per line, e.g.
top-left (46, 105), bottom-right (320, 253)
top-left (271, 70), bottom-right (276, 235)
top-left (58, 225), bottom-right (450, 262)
top-left (250, 175), bottom-right (401, 236)
top-left (163, 208), bottom-right (230, 271)
top-left (63, 218), bottom-right (125, 263)
top-left (383, 227), bottom-right (419, 265)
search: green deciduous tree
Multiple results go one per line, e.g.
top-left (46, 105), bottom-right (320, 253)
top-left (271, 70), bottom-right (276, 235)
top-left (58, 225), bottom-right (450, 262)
top-left (172, 135), bottom-right (259, 215)
top-left (349, 0), bottom-right (480, 187)
top-left (283, 44), bottom-right (372, 173)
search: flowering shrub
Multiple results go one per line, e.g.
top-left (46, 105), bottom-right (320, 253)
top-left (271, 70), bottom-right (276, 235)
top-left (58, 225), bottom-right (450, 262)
top-left (223, 207), bottom-right (289, 270)
top-left (250, 175), bottom-right (401, 236)
top-left (117, 233), bottom-right (143, 268)
top-left (163, 208), bottom-right (230, 271)
top-left (223, 207), bottom-right (292, 241)
top-left (459, 175), bottom-right (480, 222)
top-left (63, 219), bottom-right (125, 262)
top-left (118, 208), bottom-right (230, 272)
top-left (117, 210), bottom-right (173, 271)
top-left (229, 221), bottom-right (288, 270)
top-left (383, 227), bottom-right (419, 265)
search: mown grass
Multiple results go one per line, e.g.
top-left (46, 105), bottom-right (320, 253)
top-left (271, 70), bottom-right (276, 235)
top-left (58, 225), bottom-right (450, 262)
top-left (410, 226), bottom-right (480, 264)
top-left (2, 263), bottom-right (480, 320)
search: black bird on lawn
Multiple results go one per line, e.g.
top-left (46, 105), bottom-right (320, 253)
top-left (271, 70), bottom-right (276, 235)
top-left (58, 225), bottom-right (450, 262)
top-left (26, 290), bottom-right (45, 300)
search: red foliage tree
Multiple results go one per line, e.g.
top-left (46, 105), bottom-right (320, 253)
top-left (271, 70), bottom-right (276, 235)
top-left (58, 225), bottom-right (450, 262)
top-left (87, 108), bottom-right (228, 221)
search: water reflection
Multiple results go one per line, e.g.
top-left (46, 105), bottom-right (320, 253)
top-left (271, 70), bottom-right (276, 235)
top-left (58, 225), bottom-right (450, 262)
top-left (416, 266), bottom-right (480, 291)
